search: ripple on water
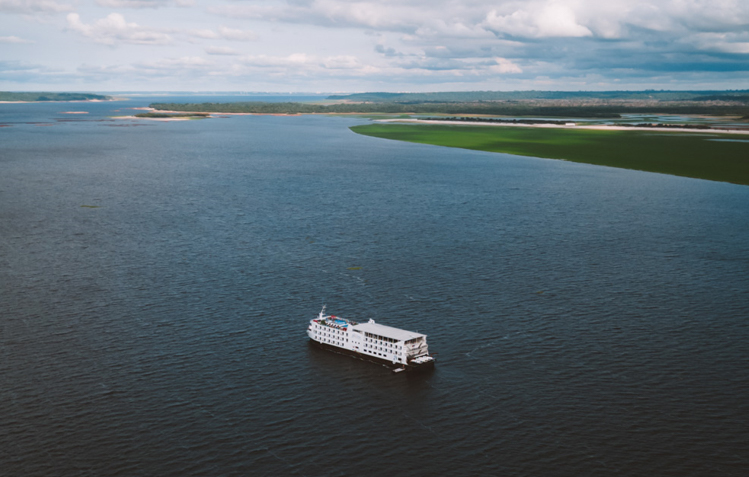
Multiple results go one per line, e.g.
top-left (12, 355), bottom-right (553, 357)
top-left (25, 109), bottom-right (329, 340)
top-left (1, 106), bottom-right (748, 476)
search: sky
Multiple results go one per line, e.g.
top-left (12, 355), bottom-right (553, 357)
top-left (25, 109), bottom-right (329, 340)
top-left (1, 0), bottom-right (749, 92)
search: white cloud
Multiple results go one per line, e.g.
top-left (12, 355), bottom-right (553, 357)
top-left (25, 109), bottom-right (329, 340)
top-left (95, 0), bottom-right (195, 8)
top-left (66, 13), bottom-right (173, 45)
top-left (189, 29), bottom-right (220, 40)
top-left (238, 53), bottom-right (362, 70)
top-left (236, 53), bottom-right (379, 76)
top-left (683, 32), bottom-right (749, 54)
top-left (0, 0), bottom-right (71, 14)
top-left (128, 56), bottom-right (213, 76)
top-left (240, 53), bottom-right (315, 68)
top-left (7, 0), bottom-right (749, 91)
top-left (484, 2), bottom-right (592, 38)
top-left (0, 36), bottom-right (34, 43)
top-left (490, 57), bottom-right (522, 73)
top-left (207, 0), bottom-right (486, 36)
top-left (206, 46), bottom-right (241, 56)
top-left (207, 0), bottom-right (749, 41)
top-left (187, 26), bottom-right (257, 42)
top-left (322, 55), bottom-right (362, 69)
top-left (77, 56), bottom-right (212, 80)
top-left (139, 56), bottom-right (211, 68)
top-left (217, 26), bottom-right (257, 42)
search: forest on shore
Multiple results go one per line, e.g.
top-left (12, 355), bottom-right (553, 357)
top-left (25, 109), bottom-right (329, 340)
top-left (151, 90), bottom-right (749, 117)
top-left (0, 92), bottom-right (111, 102)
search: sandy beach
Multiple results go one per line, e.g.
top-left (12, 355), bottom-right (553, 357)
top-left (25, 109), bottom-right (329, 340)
top-left (116, 115), bottom-right (198, 122)
top-left (378, 118), bottom-right (749, 135)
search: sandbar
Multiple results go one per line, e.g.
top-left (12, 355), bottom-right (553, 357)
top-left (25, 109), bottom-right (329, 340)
top-left (378, 118), bottom-right (749, 135)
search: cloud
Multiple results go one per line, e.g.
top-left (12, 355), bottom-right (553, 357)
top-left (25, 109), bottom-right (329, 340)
top-left (217, 26), bottom-right (257, 42)
top-left (490, 57), bottom-right (523, 73)
top-left (236, 53), bottom-right (379, 76)
top-left (681, 32), bottom-right (749, 55)
top-left (8, 0), bottom-right (749, 90)
top-left (239, 53), bottom-right (363, 71)
top-left (187, 26), bottom-right (257, 42)
top-left (206, 46), bottom-right (242, 56)
top-left (66, 13), bottom-right (172, 45)
top-left (0, 36), bottom-right (34, 43)
top-left (189, 29), bottom-right (220, 40)
top-left (0, 0), bottom-right (71, 14)
top-left (66, 14), bottom-right (256, 49)
top-left (136, 56), bottom-right (212, 70)
top-left (75, 56), bottom-right (213, 82)
top-left (375, 44), bottom-right (404, 57)
top-left (207, 0), bottom-right (749, 42)
top-left (95, 0), bottom-right (195, 8)
top-left (207, 0), bottom-right (483, 35)
top-left (240, 53), bottom-right (317, 68)
top-left (483, 2), bottom-right (592, 38)
top-left (230, 49), bottom-right (521, 82)
top-left (0, 60), bottom-right (44, 74)
top-left (0, 60), bottom-right (70, 83)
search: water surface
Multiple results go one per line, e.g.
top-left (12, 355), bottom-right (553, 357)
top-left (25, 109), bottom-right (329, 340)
top-left (1, 98), bottom-right (748, 476)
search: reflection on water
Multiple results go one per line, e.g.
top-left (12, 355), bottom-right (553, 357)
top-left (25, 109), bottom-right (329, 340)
top-left (707, 138), bottom-right (749, 143)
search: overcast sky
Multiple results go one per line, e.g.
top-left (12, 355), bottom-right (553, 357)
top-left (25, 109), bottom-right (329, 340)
top-left (2, 0), bottom-right (749, 92)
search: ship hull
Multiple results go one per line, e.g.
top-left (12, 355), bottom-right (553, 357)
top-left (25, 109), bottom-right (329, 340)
top-left (309, 339), bottom-right (435, 372)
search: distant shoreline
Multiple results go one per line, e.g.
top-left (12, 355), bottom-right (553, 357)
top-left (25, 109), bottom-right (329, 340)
top-left (0, 99), bottom-right (118, 104)
top-left (139, 107), bottom-right (749, 134)
top-left (0, 92), bottom-right (115, 103)
top-left (137, 106), bottom-right (299, 117)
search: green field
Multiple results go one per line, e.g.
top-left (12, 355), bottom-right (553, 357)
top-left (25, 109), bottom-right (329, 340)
top-left (351, 123), bottom-right (749, 186)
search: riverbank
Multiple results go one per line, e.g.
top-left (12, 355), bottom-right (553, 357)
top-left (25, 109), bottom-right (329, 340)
top-left (351, 122), bottom-right (749, 186)
top-left (379, 118), bottom-right (749, 135)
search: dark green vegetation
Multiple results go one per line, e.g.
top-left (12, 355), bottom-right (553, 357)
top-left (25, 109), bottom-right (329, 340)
top-left (328, 90), bottom-right (749, 102)
top-left (351, 123), bottom-right (749, 186)
top-left (150, 102), bottom-right (632, 118)
top-left (135, 112), bottom-right (210, 119)
top-left (152, 88), bottom-right (749, 118)
top-left (151, 101), bottom-right (623, 117)
top-left (0, 92), bottom-right (111, 102)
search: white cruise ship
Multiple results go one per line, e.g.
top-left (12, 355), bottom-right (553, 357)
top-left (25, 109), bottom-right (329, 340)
top-left (307, 306), bottom-right (435, 371)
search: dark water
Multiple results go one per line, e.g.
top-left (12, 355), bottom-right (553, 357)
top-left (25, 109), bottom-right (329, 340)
top-left (2, 98), bottom-right (748, 476)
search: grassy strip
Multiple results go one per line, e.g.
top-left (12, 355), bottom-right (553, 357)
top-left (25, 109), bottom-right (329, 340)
top-left (351, 123), bottom-right (749, 186)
